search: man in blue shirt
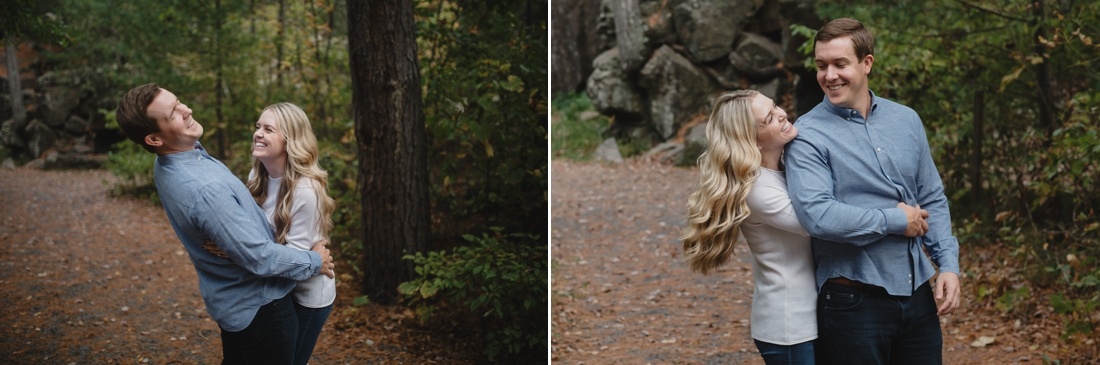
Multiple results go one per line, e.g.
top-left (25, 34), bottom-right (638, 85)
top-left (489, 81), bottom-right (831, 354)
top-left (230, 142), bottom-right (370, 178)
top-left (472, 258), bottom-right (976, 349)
top-left (784, 18), bottom-right (961, 364)
top-left (115, 83), bottom-right (336, 365)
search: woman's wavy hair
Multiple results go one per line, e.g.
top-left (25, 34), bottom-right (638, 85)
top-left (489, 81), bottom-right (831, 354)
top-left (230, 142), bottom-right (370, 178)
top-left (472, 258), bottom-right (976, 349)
top-left (245, 103), bottom-right (336, 244)
top-left (681, 90), bottom-right (762, 274)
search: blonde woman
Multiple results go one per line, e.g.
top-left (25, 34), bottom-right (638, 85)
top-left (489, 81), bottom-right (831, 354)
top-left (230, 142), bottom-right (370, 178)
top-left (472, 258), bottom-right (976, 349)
top-left (247, 103), bottom-right (337, 365)
top-left (681, 90), bottom-right (816, 364)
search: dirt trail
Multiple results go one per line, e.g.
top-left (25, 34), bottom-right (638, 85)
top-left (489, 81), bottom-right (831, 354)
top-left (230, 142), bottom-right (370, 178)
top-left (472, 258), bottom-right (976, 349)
top-left (550, 158), bottom-right (1062, 365)
top-left (0, 166), bottom-right (478, 364)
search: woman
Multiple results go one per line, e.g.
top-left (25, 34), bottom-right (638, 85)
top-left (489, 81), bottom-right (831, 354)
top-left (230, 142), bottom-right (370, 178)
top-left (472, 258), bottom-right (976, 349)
top-left (247, 102), bottom-right (337, 365)
top-left (681, 90), bottom-right (816, 364)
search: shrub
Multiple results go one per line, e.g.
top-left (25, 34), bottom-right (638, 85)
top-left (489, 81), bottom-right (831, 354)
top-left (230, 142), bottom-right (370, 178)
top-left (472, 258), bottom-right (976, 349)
top-left (550, 93), bottom-right (606, 161)
top-left (398, 227), bottom-right (546, 362)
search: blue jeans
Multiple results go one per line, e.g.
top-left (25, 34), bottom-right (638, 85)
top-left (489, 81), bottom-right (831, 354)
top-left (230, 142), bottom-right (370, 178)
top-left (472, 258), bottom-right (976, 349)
top-left (754, 339), bottom-right (815, 365)
top-left (220, 293), bottom-right (297, 365)
top-left (815, 281), bottom-right (943, 365)
top-left (293, 302), bottom-right (334, 365)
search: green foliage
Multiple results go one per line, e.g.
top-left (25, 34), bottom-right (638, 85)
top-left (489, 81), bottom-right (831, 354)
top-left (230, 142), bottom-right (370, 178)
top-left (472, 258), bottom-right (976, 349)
top-left (399, 228), bottom-right (547, 362)
top-left (995, 285), bottom-right (1029, 313)
top-left (104, 138), bottom-right (158, 203)
top-left (100, 108), bottom-right (158, 202)
top-left (789, 23), bottom-right (818, 70)
top-left (1049, 293), bottom-right (1097, 337)
top-left (0, 0), bottom-right (67, 43)
top-left (550, 93), bottom-right (607, 161)
top-left (415, 0), bottom-right (548, 239)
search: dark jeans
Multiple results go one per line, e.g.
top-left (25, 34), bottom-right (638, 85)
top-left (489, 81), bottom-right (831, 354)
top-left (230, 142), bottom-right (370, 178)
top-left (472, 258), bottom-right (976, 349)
top-left (815, 281), bottom-right (943, 365)
top-left (220, 293), bottom-right (298, 365)
top-left (754, 338), bottom-right (816, 365)
top-left (293, 302), bottom-right (334, 365)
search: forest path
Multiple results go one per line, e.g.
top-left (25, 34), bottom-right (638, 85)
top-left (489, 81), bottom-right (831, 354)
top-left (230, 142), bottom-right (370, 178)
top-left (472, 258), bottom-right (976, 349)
top-left (0, 166), bottom-right (478, 364)
top-left (550, 158), bottom-right (1061, 365)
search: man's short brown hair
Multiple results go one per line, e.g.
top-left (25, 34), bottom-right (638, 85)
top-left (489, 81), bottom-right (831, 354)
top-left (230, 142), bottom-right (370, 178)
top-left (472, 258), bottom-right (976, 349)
top-left (115, 83), bottom-right (162, 153)
top-left (815, 18), bottom-right (875, 62)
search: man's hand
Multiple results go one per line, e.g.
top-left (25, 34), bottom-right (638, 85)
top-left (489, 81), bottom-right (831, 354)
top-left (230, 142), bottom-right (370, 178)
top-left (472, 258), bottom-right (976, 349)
top-left (897, 202), bottom-right (929, 237)
top-left (935, 272), bottom-right (961, 315)
top-left (310, 238), bottom-right (335, 279)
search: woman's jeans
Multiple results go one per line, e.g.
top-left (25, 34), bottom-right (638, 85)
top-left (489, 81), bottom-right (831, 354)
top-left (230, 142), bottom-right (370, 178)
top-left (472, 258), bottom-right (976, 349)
top-left (220, 293), bottom-right (297, 365)
top-left (815, 281), bottom-right (943, 365)
top-left (293, 302), bottom-right (334, 365)
top-left (754, 338), bottom-right (815, 365)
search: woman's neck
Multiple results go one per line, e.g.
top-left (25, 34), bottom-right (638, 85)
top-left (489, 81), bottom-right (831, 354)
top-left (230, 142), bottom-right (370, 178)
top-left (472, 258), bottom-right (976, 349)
top-left (263, 159), bottom-right (286, 179)
top-left (760, 150), bottom-right (782, 171)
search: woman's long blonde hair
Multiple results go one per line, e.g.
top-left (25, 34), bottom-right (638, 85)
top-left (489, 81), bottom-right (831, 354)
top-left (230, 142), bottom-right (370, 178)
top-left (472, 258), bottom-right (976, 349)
top-left (246, 102), bottom-right (336, 244)
top-left (681, 90), bottom-right (762, 274)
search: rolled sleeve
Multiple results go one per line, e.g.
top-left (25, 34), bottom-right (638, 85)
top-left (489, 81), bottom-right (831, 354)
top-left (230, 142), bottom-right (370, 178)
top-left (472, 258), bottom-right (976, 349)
top-left (194, 180), bottom-right (320, 281)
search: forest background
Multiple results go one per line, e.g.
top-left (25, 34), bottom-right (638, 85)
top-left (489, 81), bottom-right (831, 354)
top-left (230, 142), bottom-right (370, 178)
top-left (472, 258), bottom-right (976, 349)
top-left (2, 0), bottom-right (547, 362)
top-left (552, 0), bottom-right (1099, 361)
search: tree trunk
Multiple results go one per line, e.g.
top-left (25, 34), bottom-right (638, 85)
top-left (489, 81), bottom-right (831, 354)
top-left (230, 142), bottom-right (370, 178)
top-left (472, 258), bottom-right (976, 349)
top-left (1032, 2), bottom-right (1055, 145)
top-left (611, 0), bottom-right (645, 73)
top-left (276, 0), bottom-right (287, 90)
top-left (347, 0), bottom-right (431, 305)
top-left (969, 90), bottom-right (984, 205)
top-left (5, 38), bottom-right (26, 127)
top-left (214, 0), bottom-right (228, 157)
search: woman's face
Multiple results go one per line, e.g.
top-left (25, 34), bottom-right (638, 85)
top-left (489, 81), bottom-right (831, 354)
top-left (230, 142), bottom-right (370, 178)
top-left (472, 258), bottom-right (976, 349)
top-left (252, 110), bottom-right (287, 164)
top-left (751, 94), bottom-right (797, 152)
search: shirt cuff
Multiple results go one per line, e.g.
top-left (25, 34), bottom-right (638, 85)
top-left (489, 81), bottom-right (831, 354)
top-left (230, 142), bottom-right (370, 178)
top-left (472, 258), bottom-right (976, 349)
top-left (885, 207), bottom-right (909, 235)
top-left (308, 251), bottom-right (323, 275)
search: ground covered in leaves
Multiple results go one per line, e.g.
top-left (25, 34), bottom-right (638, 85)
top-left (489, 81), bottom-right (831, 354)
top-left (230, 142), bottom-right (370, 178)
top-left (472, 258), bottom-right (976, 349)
top-left (551, 158), bottom-right (1097, 365)
top-left (0, 166), bottom-right (482, 364)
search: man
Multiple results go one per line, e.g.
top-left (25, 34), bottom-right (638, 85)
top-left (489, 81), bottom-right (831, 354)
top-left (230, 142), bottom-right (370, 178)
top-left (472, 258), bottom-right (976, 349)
top-left (115, 83), bottom-right (336, 365)
top-left (784, 18), bottom-right (961, 364)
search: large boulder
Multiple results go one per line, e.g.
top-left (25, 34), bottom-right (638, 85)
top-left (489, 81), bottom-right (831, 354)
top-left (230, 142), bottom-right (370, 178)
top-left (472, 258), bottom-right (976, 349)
top-left (586, 48), bottom-right (647, 119)
top-left (673, 0), bottom-right (755, 62)
top-left (639, 45), bottom-right (715, 140)
top-left (24, 119), bottom-right (56, 158)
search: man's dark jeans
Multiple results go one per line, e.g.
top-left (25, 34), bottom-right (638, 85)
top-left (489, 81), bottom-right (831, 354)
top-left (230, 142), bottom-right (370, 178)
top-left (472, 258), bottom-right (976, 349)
top-left (815, 281), bottom-right (943, 365)
top-left (220, 293), bottom-right (298, 365)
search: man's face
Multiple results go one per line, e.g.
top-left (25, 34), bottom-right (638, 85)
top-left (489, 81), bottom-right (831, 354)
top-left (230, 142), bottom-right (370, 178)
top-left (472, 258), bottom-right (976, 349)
top-left (146, 89), bottom-right (203, 153)
top-left (814, 36), bottom-right (873, 110)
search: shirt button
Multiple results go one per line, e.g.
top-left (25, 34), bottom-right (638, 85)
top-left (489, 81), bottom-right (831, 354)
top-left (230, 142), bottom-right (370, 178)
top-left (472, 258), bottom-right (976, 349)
top-left (876, 147), bottom-right (882, 152)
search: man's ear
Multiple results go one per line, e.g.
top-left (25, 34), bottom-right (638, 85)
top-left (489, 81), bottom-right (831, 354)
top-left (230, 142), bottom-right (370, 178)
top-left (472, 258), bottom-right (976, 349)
top-left (144, 133), bottom-right (164, 147)
top-left (863, 54), bottom-right (875, 75)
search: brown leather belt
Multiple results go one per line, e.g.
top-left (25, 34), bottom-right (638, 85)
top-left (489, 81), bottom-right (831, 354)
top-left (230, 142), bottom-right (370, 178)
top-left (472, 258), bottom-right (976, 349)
top-left (827, 277), bottom-right (866, 288)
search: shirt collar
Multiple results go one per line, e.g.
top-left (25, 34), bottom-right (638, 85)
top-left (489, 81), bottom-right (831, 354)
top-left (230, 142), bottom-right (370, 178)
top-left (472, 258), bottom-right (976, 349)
top-left (821, 90), bottom-right (880, 120)
top-left (157, 142), bottom-right (208, 164)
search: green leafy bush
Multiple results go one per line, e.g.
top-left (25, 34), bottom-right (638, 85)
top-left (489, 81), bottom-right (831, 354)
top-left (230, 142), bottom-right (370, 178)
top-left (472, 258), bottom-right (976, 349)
top-left (104, 140), bottom-right (158, 202)
top-left (102, 109), bottom-right (158, 203)
top-left (398, 227), bottom-right (546, 362)
top-left (550, 92), bottom-right (606, 161)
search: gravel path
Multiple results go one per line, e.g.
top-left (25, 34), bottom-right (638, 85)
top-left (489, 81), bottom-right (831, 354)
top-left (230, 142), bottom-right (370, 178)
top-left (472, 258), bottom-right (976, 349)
top-left (550, 158), bottom-right (1059, 365)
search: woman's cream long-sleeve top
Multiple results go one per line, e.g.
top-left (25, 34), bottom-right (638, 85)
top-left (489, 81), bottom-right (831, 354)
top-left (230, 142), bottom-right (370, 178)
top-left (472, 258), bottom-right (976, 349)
top-left (260, 176), bottom-right (337, 308)
top-left (740, 168), bottom-right (817, 345)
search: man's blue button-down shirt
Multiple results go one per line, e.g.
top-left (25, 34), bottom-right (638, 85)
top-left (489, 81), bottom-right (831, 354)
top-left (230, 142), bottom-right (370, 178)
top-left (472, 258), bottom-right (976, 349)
top-left (154, 143), bottom-right (321, 331)
top-left (784, 93), bottom-right (960, 296)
